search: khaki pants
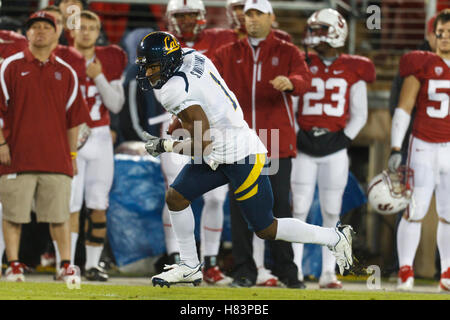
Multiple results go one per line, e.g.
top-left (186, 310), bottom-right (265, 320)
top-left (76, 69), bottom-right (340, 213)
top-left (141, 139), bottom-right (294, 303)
top-left (0, 173), bottom-right (71, 223)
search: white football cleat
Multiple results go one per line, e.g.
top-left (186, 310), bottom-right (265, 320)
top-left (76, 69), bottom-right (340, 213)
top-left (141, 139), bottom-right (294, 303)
top-left (152, 262), bottom-right (203, 288)
top-left (328, 224), bottom-right (354, 275)
top-left (397, 265), bottom-right (414, 291)
top-left (319, 272), bottom-right (343, 289)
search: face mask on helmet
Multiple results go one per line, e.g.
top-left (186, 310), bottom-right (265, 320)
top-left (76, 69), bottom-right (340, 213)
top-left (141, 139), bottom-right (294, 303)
top-left (226, 0), bottom-right (245, 30)
top-left (135, 32), bottom-right (183, 90)
top-left (367, 166), bottom-right (414, 215)
top-left (166, 0), bottom-right (206, 40)
top-left (303, 8), bottom-right (348, 49)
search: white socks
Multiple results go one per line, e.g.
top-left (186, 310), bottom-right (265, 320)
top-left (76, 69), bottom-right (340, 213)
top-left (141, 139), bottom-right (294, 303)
top-left (252, 234), bottom-right (265, 269)
top-left (292, 211), bottom-right (308, 280)
top-left (437, 221), bottom-right (450, 272)
top-left (397, 217), bottom-right (421, 267)
top-left (169, 206), bottom-right (199, 267)
top-left (321, 213), bottom-right (340, 275)
top-left (71, 232), bottom-right (78, 265)
top-left (275, 218), bottom-right (339, 246)
top-left (85, 245), bottom-right (103, 270)
top-left (200, 200), bottom-right (224, 260)
top-left (162, 204), bottom-right (180, 255)
top-left (53, 240), bottom-right (60, 268)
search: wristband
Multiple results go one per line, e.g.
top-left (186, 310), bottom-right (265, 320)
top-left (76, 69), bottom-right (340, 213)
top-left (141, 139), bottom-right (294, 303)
top-left (163, 139), bottom-right (175, 152)
top-left (391, 108), bottom-right (411, 149)
top-left (70, 152), bottom-right (77, 159)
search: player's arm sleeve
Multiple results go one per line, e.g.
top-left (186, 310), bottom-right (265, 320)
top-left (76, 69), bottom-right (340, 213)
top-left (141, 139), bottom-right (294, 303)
top-left (344, 80), bottom-right (368, 140)
top-left (287, 47), bottom-right (312, 95)
top-left (94, 74), bottom-right (125, 114)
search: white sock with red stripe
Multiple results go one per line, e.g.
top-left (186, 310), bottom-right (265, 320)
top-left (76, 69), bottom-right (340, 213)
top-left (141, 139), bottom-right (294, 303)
top-left (437, 221), bottom-right (450, 273)
top-left (275, 218), bottom-right (339, 246)
top-left (169, 206), bottom-right (200, 267)
top-left (397, 217), bottom-right (421, 268)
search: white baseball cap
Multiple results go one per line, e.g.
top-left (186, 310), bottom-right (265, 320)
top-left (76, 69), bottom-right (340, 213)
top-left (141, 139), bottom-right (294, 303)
top-left (244, 0), bottom-right (273, 14)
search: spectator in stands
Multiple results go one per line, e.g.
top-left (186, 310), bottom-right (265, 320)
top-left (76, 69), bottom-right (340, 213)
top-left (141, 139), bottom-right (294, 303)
top-left (70, 10), bottom-right (127, 281)
top-left (159, 0), bottom-right (233, 286)
top-left (291, 9), bottom-right (375, 289)
top-left (0, 11), bottom-right (89, 282)
top-left (214, 0), bottom-right (311, 288)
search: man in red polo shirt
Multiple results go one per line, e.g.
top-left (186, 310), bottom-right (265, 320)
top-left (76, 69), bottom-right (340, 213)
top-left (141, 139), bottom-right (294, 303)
top-left (0, 11), bottom-right (89, 283)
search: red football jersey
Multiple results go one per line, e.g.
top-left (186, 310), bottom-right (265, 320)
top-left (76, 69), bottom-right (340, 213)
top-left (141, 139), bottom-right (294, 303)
top-left (180, 28), bottom-right (236, 59)
top-left (297, 53), bottom-right (376, 132)
top-left (53, 44), bottom-right (87, 85)
top-left (81, 45), bottom-right (127, 128)
top-left (400, 51), bottom-right (450, 143)
top-left (0, 30), bottom-right (28, 61)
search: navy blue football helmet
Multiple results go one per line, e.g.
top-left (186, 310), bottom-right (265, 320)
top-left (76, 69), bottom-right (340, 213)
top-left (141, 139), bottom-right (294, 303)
top-left (135, 31), bottom-right (183, 90)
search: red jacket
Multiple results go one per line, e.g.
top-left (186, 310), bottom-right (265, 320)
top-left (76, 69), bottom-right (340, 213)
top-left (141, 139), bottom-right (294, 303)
top-left (213, 31), bottom-right (311, 158)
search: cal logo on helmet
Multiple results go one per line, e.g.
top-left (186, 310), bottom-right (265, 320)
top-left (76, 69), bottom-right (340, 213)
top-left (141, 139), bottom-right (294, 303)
top-left (164, 35), bottom-right (180, 54)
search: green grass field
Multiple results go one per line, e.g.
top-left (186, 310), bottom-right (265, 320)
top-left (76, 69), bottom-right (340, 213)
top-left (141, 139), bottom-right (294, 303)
top-left (0, 281), bottom-right (449, 300)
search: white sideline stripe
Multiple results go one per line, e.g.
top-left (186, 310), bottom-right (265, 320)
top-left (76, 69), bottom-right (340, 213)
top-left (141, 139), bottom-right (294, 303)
top-left (55, 56), bottom-right (78, 111)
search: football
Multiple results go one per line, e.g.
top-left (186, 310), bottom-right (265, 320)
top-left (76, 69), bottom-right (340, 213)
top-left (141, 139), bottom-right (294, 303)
top-left (167, 115), bottom-right (183, 135)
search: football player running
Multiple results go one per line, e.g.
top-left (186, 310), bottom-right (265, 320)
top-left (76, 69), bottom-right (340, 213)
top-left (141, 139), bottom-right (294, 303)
top-left (388, 9), bottom-right (450, 291)
top-left (159, 0), bottom-right (234, 286)
top-left (291, 9), bottom-right (375, 289)
top-left (136, 31), bottom-right (354, 288)
top-left (71, 10), bottom-right (127, 281)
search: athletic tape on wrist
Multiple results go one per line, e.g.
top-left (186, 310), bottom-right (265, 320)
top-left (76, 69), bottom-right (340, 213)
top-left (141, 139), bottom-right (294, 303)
top-left (391, 108), bottom-right (411, 149)
top-left (163, 139), bottom-right (175, 152)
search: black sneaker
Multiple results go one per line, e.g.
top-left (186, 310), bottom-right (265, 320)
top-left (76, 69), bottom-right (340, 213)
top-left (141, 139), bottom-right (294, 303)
top-left (281, 278), bottom-right (307, 289)
top-left (229, 277), bottom-right (255, 288)
top-left (85, 266), bottom-right (109, 282)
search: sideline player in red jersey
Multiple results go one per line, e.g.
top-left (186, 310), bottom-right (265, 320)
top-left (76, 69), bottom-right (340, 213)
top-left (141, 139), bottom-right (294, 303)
top-left (158, 0), bottom-right (233, 286)
top-left (388, 9), bottom-right (450, 292)
top-left (291, 9), bottom-right (375, 289)
top-left (70, 10), bottom-right (127, 281)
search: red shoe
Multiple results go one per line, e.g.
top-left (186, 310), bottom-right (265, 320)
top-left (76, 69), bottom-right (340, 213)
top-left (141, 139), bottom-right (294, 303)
top-left (319, 272), bottom-right (343, 289)
top-left (203, 266), bottom-right (232, 285)
top-left (5, 261), bottom-right (25, 282)
top-left (397, 265), bottom-right (414, 290)
top-left (439, 267), bottom-right (450, 292)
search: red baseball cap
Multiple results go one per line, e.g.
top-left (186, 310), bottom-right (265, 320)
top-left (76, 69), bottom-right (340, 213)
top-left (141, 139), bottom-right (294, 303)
top-left (26, 11), bottom-right (57, 30)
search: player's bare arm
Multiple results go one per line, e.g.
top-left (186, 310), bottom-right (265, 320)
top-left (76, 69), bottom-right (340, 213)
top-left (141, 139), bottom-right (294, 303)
top-left (175, 104), bottom-right (212, 156)
top-left (67, 126), bottom-right (79, 175)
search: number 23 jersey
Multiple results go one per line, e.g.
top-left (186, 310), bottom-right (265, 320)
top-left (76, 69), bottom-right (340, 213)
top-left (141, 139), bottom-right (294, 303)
top-left (297, 53), bottom-right (376, 132)
top-left (400, 50), bottom-right (450, 143)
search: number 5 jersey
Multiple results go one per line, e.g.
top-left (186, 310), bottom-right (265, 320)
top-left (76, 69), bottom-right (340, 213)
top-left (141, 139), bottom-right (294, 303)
top-left (399, 50), bottom-right (450, 143)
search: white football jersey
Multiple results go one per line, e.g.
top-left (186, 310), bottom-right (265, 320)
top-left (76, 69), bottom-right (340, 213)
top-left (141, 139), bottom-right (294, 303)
top-left (155, 49), bottom-right (267, 164)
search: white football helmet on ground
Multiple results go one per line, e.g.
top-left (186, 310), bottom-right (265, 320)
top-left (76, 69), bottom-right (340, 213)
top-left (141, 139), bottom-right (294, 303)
top-left (303, 8), bottom-right (348, 48)
top-left (367, 166), bottom-right (414, 215)
top-left (166, 0), bottom-right (206, 39)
